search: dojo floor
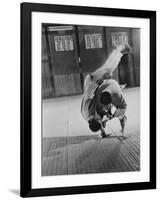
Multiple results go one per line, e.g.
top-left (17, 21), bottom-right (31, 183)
top-left (42, 87), bottom-right (140, 176)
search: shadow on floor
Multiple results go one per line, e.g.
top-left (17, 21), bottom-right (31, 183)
top-left (43, 134), bottom-right (127, 151)
top-left (42, 133), bottom-right (140, 176)
top-left (9, 189), bottom-right (19, 196)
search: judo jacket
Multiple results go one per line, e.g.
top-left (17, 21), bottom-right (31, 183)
top-left (81, 79), bottom-right (127, 122)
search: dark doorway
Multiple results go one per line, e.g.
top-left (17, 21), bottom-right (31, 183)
top-left (118, 53), bottom-right (135, 87)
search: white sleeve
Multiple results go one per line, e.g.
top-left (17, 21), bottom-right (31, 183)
top-left (83, 74), bottom-right (92, 90)
top-left (91, 49), bottom-right (123, 82)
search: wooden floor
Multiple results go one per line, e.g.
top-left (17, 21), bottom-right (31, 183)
top-left (42, 131), bottom-right (140, 176)
top-left (42, 87), bottom-right (140, 176)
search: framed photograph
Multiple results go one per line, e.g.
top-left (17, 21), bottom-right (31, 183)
top-left (20, 2), bottom-right (156, 198)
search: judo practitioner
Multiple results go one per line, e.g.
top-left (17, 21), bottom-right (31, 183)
top-left (81, 44), bottom-right (132, 139)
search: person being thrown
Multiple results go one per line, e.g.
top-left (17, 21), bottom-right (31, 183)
top-left (81, 43), bottom-right (132, 139)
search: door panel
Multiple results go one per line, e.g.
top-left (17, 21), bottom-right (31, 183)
top-left (105, 27), bottom-right (136, 86)
top-left (131, 28), bottom-right (140, 86)
top-left (47, 26), bottom-right (82, 96)
top-left (42, 27), bottom-right (54, 98)
top-left (78, 26), bottom-right (108, 76)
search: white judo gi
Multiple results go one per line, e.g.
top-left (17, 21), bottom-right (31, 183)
top-left (81, 44), bottom-right (129, 135)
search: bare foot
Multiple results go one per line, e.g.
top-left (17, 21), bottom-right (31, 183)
top-left (119, 135), bottom-right (127, 140)
top-left (99, 132), bottom-right (112, 139)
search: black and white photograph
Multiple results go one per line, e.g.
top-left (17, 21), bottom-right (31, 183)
top-left (42, 23), bottom-right (140, 176)
top-left (0, 0), bottom-right (159, 199)
top-left (20, 3), bottom-right (156, 197)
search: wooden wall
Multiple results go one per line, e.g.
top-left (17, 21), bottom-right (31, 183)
top-left (42, 28), bottom-right (54, 98)
top-left (42, 25), bottom-right (140, 98)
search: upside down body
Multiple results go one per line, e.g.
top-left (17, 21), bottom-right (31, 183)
top-left (81, 44), bottom-right (131, 138)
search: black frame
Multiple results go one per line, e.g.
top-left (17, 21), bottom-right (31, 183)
top-left (20, 2), bottom-right (156, 197)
